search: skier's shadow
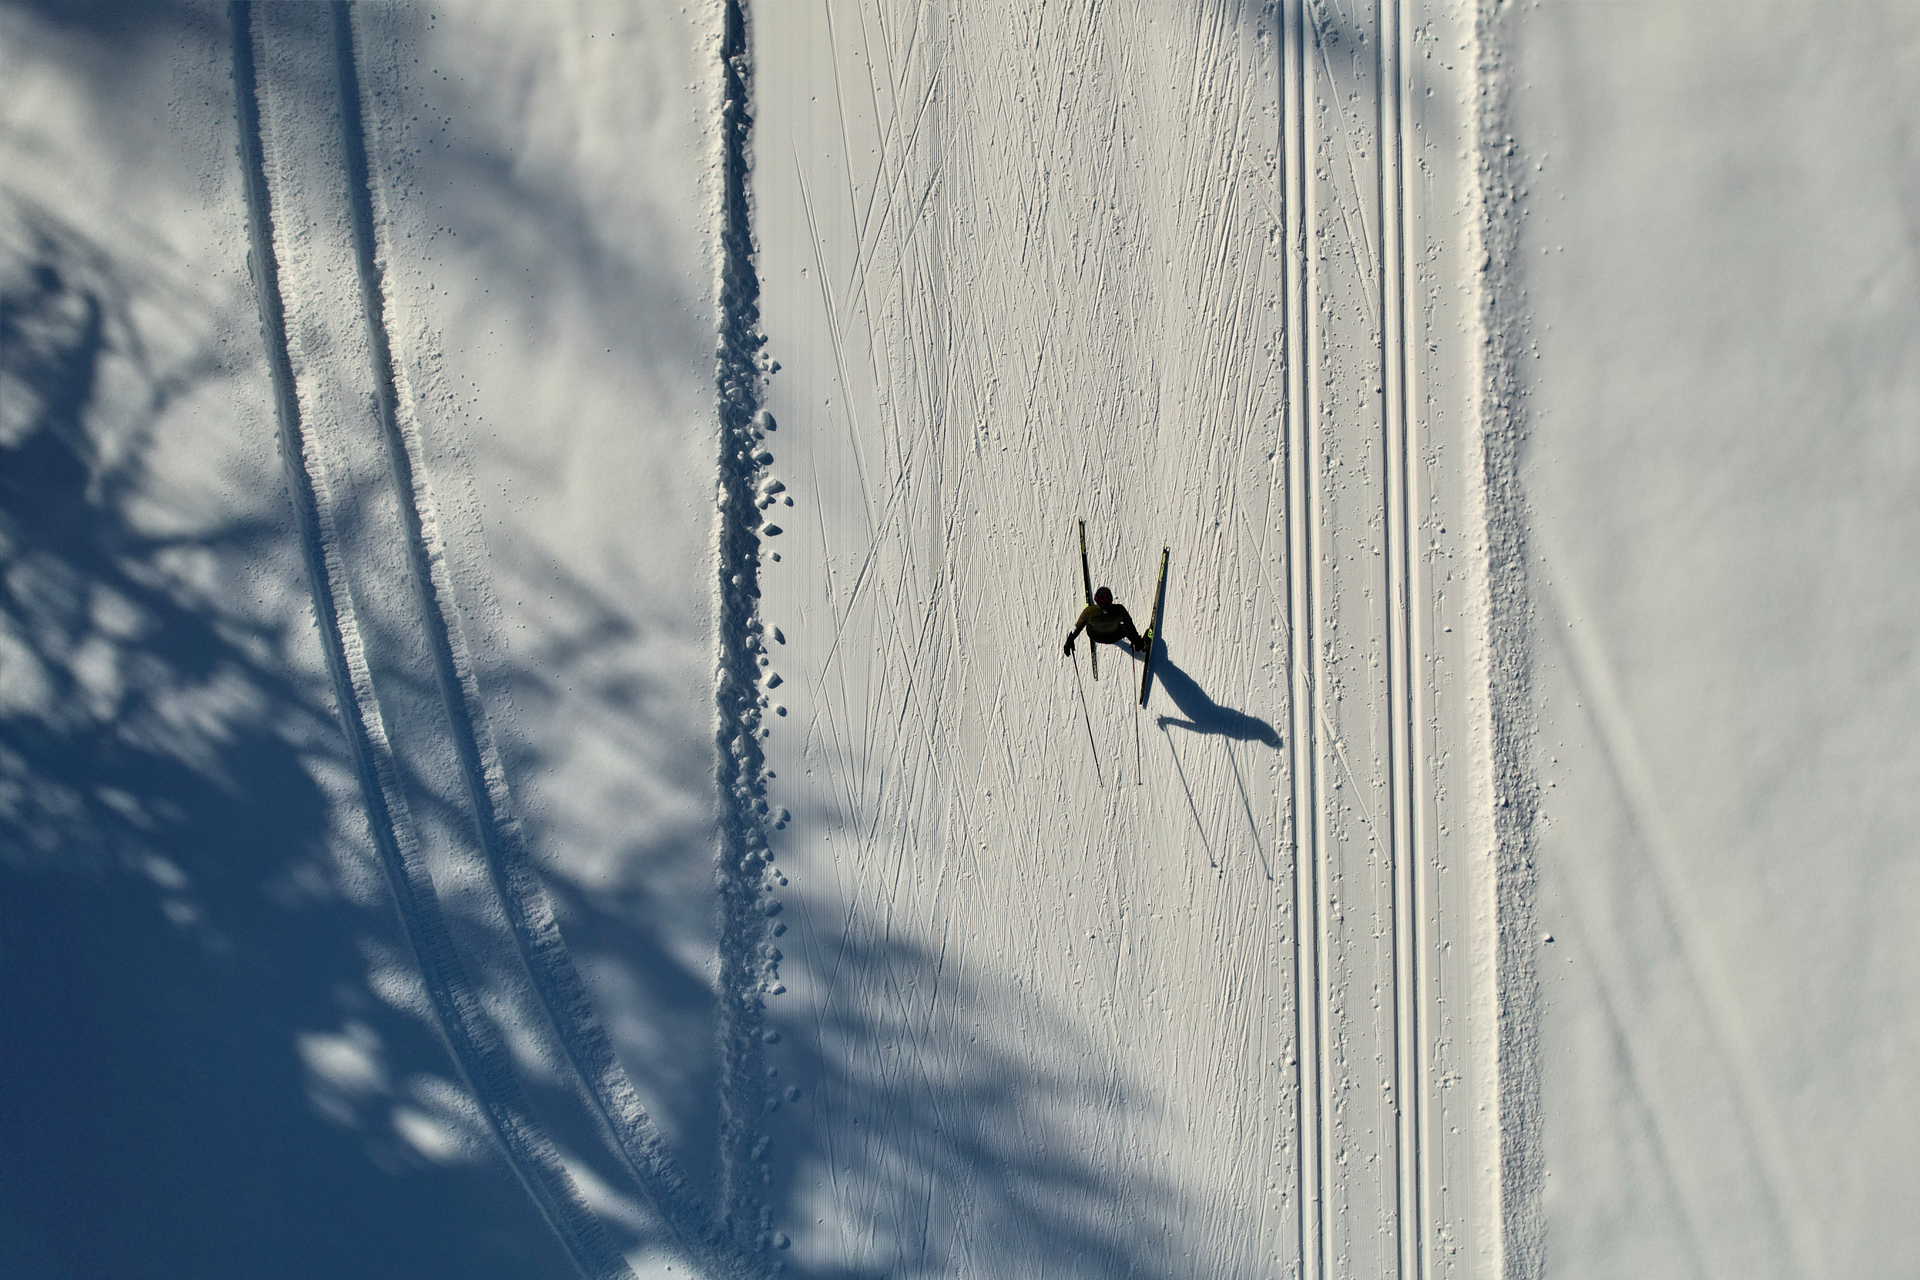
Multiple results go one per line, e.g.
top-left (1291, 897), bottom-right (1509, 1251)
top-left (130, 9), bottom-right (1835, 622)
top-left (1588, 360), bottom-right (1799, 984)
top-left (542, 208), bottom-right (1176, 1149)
top-left (1149, 646), bottom-right (1281, 748)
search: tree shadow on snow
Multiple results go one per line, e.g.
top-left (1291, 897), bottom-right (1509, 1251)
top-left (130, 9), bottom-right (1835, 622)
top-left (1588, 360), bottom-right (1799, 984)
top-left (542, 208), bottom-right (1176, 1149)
top-left (1, 8), bottom-right (1296, 1279)
top-left (0, 29), bottom-right (580, 1276)
top-left (744, 928), bottom-right (1190, 1280)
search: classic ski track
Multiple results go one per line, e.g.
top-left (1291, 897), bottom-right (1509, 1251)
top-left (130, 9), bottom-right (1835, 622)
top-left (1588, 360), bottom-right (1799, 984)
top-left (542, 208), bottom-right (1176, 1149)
top-left (230, 7), bottom-right (633, 1278)
top-left (1378, 2), bottom-right (1432, 1277)
top-left (1287, 3), bottom-right (1441, 1275)
top-left (327, 8), bottom-right (750, 1277)
top-left (1281, 0), bottom-right (1329, 1274)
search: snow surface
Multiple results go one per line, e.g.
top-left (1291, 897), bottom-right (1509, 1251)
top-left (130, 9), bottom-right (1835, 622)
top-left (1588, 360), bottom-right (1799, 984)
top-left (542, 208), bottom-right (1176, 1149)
top-left (3, 2), bottom-right (1918, 1279)
top-left (1508, 6), bottom-right (1920, 1278)
top-left (748, 3), bottom-right (1495, 1276)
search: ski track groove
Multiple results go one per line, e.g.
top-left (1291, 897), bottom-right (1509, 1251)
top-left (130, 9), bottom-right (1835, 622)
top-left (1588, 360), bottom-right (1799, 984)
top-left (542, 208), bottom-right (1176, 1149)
top-left (836, 4), bottom-right (941, 341)
top-left (326, 8), bottom-right (747, 1275)
top-left (1310, 0), bottom-right (1385, 340)
top-left (1283, 0), bottom-right (1331, 1273)
top-left (230, 6), bottom-right (633, 1277)
top-left (1378, 1), bottom-right (1431, 1275)
top-left (791, 149), bottom-right (879, 538)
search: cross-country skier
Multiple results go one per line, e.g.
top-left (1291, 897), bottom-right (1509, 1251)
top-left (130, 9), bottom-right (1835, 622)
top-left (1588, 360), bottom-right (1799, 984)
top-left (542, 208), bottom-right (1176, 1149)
top-left (1063, 587), bottom-right (1148, 657)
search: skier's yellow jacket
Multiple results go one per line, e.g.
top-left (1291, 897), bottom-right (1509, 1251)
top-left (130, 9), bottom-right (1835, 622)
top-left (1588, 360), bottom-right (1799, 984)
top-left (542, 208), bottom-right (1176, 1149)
top-left (1064, 601), bottom-right (1145, 654)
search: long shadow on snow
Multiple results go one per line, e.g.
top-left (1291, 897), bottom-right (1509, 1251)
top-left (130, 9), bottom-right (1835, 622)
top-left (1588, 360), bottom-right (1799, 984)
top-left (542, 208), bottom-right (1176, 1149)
top-left (1151, 652), bottom-right (1282, 748)
top-left (513, 867), bottom-right (1187, 1278)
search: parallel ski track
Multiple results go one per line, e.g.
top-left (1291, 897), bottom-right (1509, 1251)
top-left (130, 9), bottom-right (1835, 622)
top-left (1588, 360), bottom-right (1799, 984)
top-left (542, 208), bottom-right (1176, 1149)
top-left (1281, 1), bottom-right (1329, 1275)
top-left (231, 6), bottom-right (632, 1278)
top-left (327, 8), bottom-right (753, 1278)
top-left (1287, 2), bottom-right (1433, 1276)
top-left (1379, 2), bottom-right (1432, 1278)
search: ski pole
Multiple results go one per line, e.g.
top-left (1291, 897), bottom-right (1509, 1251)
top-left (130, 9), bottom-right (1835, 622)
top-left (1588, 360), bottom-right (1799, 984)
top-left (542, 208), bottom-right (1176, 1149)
top-left (1069, 647), bottom-right (1103, 788)
top-left (1133, 691), bottom-right (1142, 785)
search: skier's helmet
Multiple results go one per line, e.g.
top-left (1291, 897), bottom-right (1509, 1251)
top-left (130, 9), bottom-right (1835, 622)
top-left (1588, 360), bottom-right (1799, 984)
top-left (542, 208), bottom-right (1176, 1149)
top-left (1095, 586), bottom-right (1113, 606)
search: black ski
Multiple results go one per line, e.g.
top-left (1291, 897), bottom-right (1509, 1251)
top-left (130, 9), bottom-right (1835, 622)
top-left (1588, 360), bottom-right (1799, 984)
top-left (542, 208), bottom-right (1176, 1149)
top-left (1078, 519), bottom-right (1097, 680)
top-left (1138, 546), bottom-right (1169, 708)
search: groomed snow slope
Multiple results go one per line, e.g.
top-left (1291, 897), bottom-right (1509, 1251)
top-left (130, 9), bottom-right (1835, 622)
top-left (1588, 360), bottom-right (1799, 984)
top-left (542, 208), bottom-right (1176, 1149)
top-left (5, 1), bottom-right (1506, 1274)
top-left (747, 2), bottom-right (1500, 1275)
top-left (9, 2), bottom-right (1920, 1279)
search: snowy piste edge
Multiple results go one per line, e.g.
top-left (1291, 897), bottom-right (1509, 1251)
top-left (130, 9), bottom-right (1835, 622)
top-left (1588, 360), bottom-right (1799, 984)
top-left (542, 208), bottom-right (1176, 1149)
top-left (708, 0), bottom-right (787, 1268)
top-left (1470, 1), bottom-right (1544, 1275)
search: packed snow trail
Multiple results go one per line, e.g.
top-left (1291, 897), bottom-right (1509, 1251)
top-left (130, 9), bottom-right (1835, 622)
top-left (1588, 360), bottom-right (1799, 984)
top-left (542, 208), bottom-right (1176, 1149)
top-left (747, 2), bottom-right (1500, 1275)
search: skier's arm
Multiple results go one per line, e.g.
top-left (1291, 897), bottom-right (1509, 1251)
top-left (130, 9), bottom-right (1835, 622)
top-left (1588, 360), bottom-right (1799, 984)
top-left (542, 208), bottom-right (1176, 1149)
top-left (1063, 603), bottom-right (1094, 655)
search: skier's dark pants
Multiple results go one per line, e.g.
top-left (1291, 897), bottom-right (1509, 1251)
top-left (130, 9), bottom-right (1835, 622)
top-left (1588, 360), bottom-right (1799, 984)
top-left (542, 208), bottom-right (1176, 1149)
top-left (1091, 622), bottom-right (1145, 651)
top-left (1064, 615), bottom-right (1145, 655)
